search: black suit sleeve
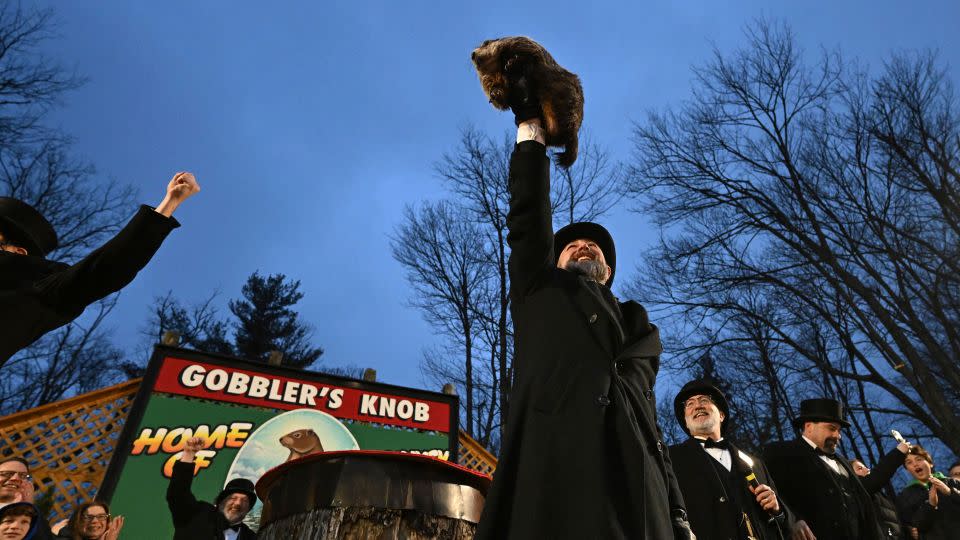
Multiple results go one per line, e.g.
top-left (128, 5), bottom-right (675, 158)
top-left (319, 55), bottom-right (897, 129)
top-left (859, 448), bottom-right (906, 494)
top-left (763, 443), bottom-right (810, 523)
top-left (166, 460), bottom-right (207, 528)
top-left (33, 205), bottom-right (179, 313)
top-left (506, 141), bottom-right (553, 301)
top-left (755, 457), bottom-right (796, 531)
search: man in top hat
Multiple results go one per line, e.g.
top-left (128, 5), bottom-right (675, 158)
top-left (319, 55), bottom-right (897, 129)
top-left (669, 380), bottom-right (792, 540)
top-left (763, 398), bottom-right (883, 540)
top-left (474, 64), bottom-right (692, 539)
top-left (0, 172), bottom-right (199, 366)
top-left (167, 437), bottom-right (257, 540)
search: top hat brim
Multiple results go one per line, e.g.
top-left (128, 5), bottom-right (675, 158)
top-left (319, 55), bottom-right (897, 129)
top-left (553, 222), bottom-right (616, 286)
top-left (216, 486), bottom-right (258, 507)
top-left (792, 415), bottom-right (851, 430)
top-left (0, 198), bottom-right (58, 256)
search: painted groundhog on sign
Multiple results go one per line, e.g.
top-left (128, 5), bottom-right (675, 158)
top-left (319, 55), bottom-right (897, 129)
top-left (279, 428), bottom-right (324, 462)
top-left (471, 36), bottom-right (584, 168)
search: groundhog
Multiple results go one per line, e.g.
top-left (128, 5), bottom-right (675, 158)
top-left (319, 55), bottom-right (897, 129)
top-left (471, 36), bottom-right (584, 168)
top-left (279, 428), bottom-right (324, 462)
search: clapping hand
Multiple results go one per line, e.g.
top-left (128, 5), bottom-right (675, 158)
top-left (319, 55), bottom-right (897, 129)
top-left (102, 515), bottom-right (125, 540)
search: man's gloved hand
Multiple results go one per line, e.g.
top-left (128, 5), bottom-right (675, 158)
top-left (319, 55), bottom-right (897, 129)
top-left (504, 54), bottom-right (541, 125)
top-left (672, 509), bottom-right (697, 540)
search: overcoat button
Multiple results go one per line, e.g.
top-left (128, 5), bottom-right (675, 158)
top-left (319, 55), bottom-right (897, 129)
top-left (719, 496), bottom-right (726, 503)
top-left (643, 390), bottom-right (653, 400)
top-left (597, 395), bottom-right (610, 406)
top-left (656, 441), bottom-right (663, 453)
top-left (588, 313), bottom-right (598, 323)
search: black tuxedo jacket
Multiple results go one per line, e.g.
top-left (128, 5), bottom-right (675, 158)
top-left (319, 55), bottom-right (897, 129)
top-left (764, 438), bottom-right (882, 540)
top-left (670, 437), bottom-right (791, 540)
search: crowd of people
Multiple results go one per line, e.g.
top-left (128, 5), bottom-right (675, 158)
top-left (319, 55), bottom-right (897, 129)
top-left (0, 438), bottom-right (258, 540)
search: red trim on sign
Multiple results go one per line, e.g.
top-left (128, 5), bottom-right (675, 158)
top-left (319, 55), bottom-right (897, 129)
top-left (152, 357), bottom-right (451, 432)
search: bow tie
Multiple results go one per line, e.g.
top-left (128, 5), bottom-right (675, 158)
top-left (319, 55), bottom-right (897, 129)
top-left (226, 524), bottom-right (241, 533)
top-left (814, 447), bottom-right (837, 460)
top-left (701, 438), bottom-right (729, 450)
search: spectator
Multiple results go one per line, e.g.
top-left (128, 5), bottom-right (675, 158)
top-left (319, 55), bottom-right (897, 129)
top-left (895, 445), bottom-right (960, 540)
top-left (52, 502), bottom-right (123, 540)
top-left (852, 458), bottom-right (905, 539)
top-left (948, 462), bottom-right (960, 482)
top-left (0, 458), bottom-right (52, 539)
top-left (0, 501), bottom-right (40, 540)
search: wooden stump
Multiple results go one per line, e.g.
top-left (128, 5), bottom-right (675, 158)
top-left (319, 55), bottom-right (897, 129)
top-left (255, 451), bottom-right (490, 540)
top-left (257, 507), bottom-right (477, 540)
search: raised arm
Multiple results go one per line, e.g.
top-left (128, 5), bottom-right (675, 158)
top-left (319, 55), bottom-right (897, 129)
top-left (34, 172), bottom-right (200, 312)
top-left (166, 436), bottom-right (206, 527)
top-left (859, 442), bottom-right (910, 493)
top-left (506, 121), bottom-right (553, 299)
top-left (154, 172), bottom-right (201, 217)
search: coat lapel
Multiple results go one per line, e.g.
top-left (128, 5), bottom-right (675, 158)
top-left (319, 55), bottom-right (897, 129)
top-left (797, 439), bottom-right (846, 494)
top-left (565, 276), bottom-right (621, 358)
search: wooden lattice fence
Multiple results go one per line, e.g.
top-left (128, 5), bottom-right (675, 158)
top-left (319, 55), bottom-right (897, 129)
top-left (0, 379), bottom-right (139, 521)
top-left (0, 378), bottom-right (497, 522)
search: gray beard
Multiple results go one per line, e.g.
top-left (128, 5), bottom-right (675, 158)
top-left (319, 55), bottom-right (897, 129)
top-left (565, 259), bottom-right (608, 284)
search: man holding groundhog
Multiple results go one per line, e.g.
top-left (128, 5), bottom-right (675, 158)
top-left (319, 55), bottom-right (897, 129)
top-left (474, 49), bottom-right (693, 539)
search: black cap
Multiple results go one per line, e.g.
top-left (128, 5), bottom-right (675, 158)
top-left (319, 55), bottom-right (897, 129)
top-left (553, 222), bottom-right (616, 286)
top-left (0, 197), bottom-right (58, 256)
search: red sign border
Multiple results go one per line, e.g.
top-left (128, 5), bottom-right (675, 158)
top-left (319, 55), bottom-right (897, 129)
top-left (97, 345), bottom-right (459, 504)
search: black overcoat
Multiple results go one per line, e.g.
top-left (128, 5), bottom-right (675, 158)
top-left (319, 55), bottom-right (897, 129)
top-left (764, 438), bottom-right (882, 540)
top-left (0, 206), bottom-right (178, 365)
top-left (475, 142), bottom-right (684, 539)
top-left (167, 461), bottom-right (257, 540)
top-left (669, 438), bottom-right (792, 540)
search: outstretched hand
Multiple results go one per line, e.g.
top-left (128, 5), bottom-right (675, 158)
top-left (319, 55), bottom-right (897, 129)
top-left (155, 171), bottom-right (201, 217)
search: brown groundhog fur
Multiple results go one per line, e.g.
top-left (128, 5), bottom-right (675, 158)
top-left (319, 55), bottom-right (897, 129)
top-left (471, 36), bottom-right (583, 168)
top-left (279, 428), bottom-right (324, 462)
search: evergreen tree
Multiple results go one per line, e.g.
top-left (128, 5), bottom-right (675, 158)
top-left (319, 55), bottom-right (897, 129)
top-left (229, 271), bottom-right (324, 369)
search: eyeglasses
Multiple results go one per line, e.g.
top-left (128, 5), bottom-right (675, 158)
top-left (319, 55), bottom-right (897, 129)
top-left (683, 396), bottom-right (715, 410)
top-left (81, 514), bottom-right (110, 523)
top-left (0, 471), bottom-right (32, 481)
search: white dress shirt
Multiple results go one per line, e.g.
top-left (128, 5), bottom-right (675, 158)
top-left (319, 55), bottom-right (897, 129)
top-left (695, 436), bottom-right (732, 471)
top-left (802, 435), bottom-right (843, 474)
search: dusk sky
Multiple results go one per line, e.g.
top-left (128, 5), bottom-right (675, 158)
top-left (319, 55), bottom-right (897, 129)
top-left (36, 1), bottom-right (960, 392)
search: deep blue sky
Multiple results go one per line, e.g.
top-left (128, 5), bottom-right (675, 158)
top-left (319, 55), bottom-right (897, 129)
top-left (36, 1), bottom-right (960, 391)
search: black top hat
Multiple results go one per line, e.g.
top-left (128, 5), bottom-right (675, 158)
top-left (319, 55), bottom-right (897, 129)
top-left (553, 222), bottom-right (616, 286)
top-left (673, 379), bottom-right (730, 435)
top-left (215, 478), bottom-right (258, 507)
top-left (792, 398), bottom-right (850, 430)
top-left (0, 197), bottom-right (58, 256)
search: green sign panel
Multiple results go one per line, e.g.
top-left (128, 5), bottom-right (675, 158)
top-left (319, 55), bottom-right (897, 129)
top-left (99, 346), bottom-right (458, 539)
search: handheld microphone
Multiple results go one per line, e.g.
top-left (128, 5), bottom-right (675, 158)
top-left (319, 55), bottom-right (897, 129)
top-left (739, 451), bottom-right (777, 525)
